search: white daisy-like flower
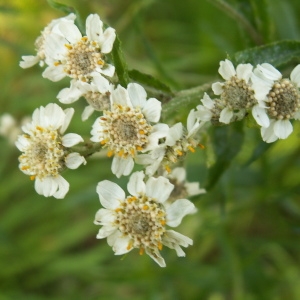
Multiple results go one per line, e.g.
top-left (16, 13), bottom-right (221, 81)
top-left (94, 171), bottom-right (195, 267)
top-left (15, 103), bottom-right (86, 199)
top-left (137, 109), bottom-right (203, 176)
top-left (20, 13), bottom-right (76, 68)
top-left (42, 13), bottom-right (115, 83)
top-left (91, 83), bottom-right (168, 178)
top-left (212, 59), bottom-right (258, 124)
top-left (196, 93), bottom-right (226, 125)
top-left (251, 63), bottom-right (300, 142)
top-left (166, 167), bottom-right (206, 202)
top-left (57, 73), bottom-right (113, 121)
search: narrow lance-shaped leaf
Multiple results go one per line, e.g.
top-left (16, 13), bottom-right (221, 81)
top-left (234, 40), bottom-right (300, 68)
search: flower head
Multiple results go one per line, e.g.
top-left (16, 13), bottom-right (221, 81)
top-left (137, 109), bottom-right (203, 176)
top-left (20, 14), bottom-right (76, 68)
top-left (57, 73), bottom-right (113, 121)
top-left (251, 63), bottom-right (300, 142)
top-left (15, 103), bottom-right (86, 199)
top-left (42, 14), bottom-right (115, 83)
top-left (212, 59), bottom-right (258, 124)
top-left (91, 83), bottom-right (167, 177)
top-left (94, 171), bottom-right (195, 267)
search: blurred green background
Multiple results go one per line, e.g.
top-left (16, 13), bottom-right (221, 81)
top-left (1, 0), bottom-right (300, 299)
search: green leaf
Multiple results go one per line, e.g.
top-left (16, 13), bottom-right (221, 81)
top-left (242, 141), bottom-right (272, 167)
top-left (111, 35), bottom-right (130, 87)
top-left (234, 40), bottom-right (300, 67)
top-left (205, 122), bottom-right (244, 191)
top-left (47, 0), bottom-right (84, 33)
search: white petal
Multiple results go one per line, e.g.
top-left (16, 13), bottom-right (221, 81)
top-left (290, 64), bottom-right (300, 87)
top-left (111, 85), bottom-right (131, 107)
top-left (57, 82), bottom-right (83, 104)
top-left (201, 93), bottom-right (215, 109)
top-left (42, 65), bottom-right (66, 82)
top-left (195, 105), bottom-right (212, 122)
top-left (94, 208), bottom-right (116, 225)
top-left (59, 22), bottom-right (82, 44)
top-left (96, 180), bottom-right (125, 209)
top-left (86, 14), bottom-right (103, 42)
top-left (212, 82), bottom-right (223, 95)
top-left (44, 34), bottom-right (66, 61)
top-left (219, 107), bottom-right (233, 124)
top-left (185, 182), bottom-right (206, 197)
top-left (236, 63), bottom-right (253, 81)
top-left (96, 226), bottom-right (117, 239)
top-left (60, 108), bottom-right (74, 134)
top-left (252, 105), bottom-right (270, 127)
top-left (92, 73), bottom-right (110, 92)
top-left (127, 171), bottom-right (146, 196)
top-left (101, 27), bottom-right (116, 54)
top-left (19, 55), bottom-right (40, 68)
top-left (45, 103), bottom-right (65, 129)
top-left (142, 98), bottom-right (162, 123)
top-left (166, 199), bottom-right (196, 227)
top-left (257, 63), bottom-right (282, 81)
top-left (65, 152), bottom-right (86, 169)
top-left (62, 133), bottom-right (84, 147)
top-left (165, 123), bottom-right (183, 146)
top-left (111, 156), bottom-right (134, 178)
top-left (219, 59), bottom-right (236, 80)
top-left (99, 64), bottom-right (115, 77)
top-left (53, 175), bottom-right (70, 199)
top-left (273, 119), bottom-right (293, 139)
top-left (170, 167), bottom-right (186, 183)
top-left (34, 177), bottom-right (58, 197)
top-left (145, 176), bottom-right (174, 204)
top-left (261, 121), bottom-right (278, 143)
top-left (163, 229), bottom-right (193, 256)
top-left (81, 106), bottom-right (95, 121)
top-left (145, 248), bottom-right (166, 267)
top-left (108, 231), bottom-right (132, 255)
top-left (128, 83), bottom-right (147, 108)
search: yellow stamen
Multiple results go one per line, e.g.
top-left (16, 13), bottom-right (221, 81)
top-left (54, 61), bottom-right (61, 66)
top-left (143, 205), bottom-right (149, 210)
top-left (136, 146), bottom-right (143, 151)
top-left (158, 242), bottom-right (163, 251)
top-left (198, 143), bottom-right (205, 149)
top-left (81, 36), bottom-right (88, 42)
top-left (107, 150), bottom-right (114, 157)
top-left (36, 126), bottom-right (43, 131)
top-left (118, 149), bottom-right (124, 157)
top-left (139, 247), bottom-right (144, 255)
top-left (176, 149), bottom-right (183, 156)
top-left (21, 166), bottom-right (29, 170)
top-left (115, 208), bottom-right (123, 213)
top-left (139, 130), bottom-right (145, 135)
top-left (64, 44), bottom-right (73, 50)
top-left (30, 175), bottom-right (35, 181)
top-left (130, 148), bottom-right (135, 156)
top-left (97, 60), bottom-right (104, 65)
top-left (126, 241), bottom-right (133, 251)
top-left (100, 140), bottom-right (107, 145)
top-left (188, 146), bottom-right (195, 153)
top-left (160, 220), bottom-right (166, 226)
top-left (165, 165), bottom-right (171, 173)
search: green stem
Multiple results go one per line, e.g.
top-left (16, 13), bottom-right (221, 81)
top-left (71, 141), bottom-right (103, 158)
top-left (162, 82), bottom-right (212, 121)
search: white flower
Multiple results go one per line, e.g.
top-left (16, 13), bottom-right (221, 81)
top-left (212, 59), bottom-right (259, 124)
top-left (251, 63), bottom-right (300, 142)
top-left (57, 73), bottom-right (113, 121)
top-left (136, 109), bottom-right (203, 176)
top-left (15, 103), bottom-right (86, 199)
top-left (166, 167), bottom-right (206, 202)
top-left (94, 171), bottom-right (195, 267)
top-left (42, 14), bottom-right (115, 83)
top-left (91, 83), bottom-right (168, 178)
top-left (20, 14), bottom-right (76, 68)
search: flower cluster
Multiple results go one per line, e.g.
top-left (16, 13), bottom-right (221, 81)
top-left (15, 11), bottom-right (299, 267)
top-left (16, 13), bottom-right (205, 266)
top-left (196, 59), bottom-right (300, 142)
